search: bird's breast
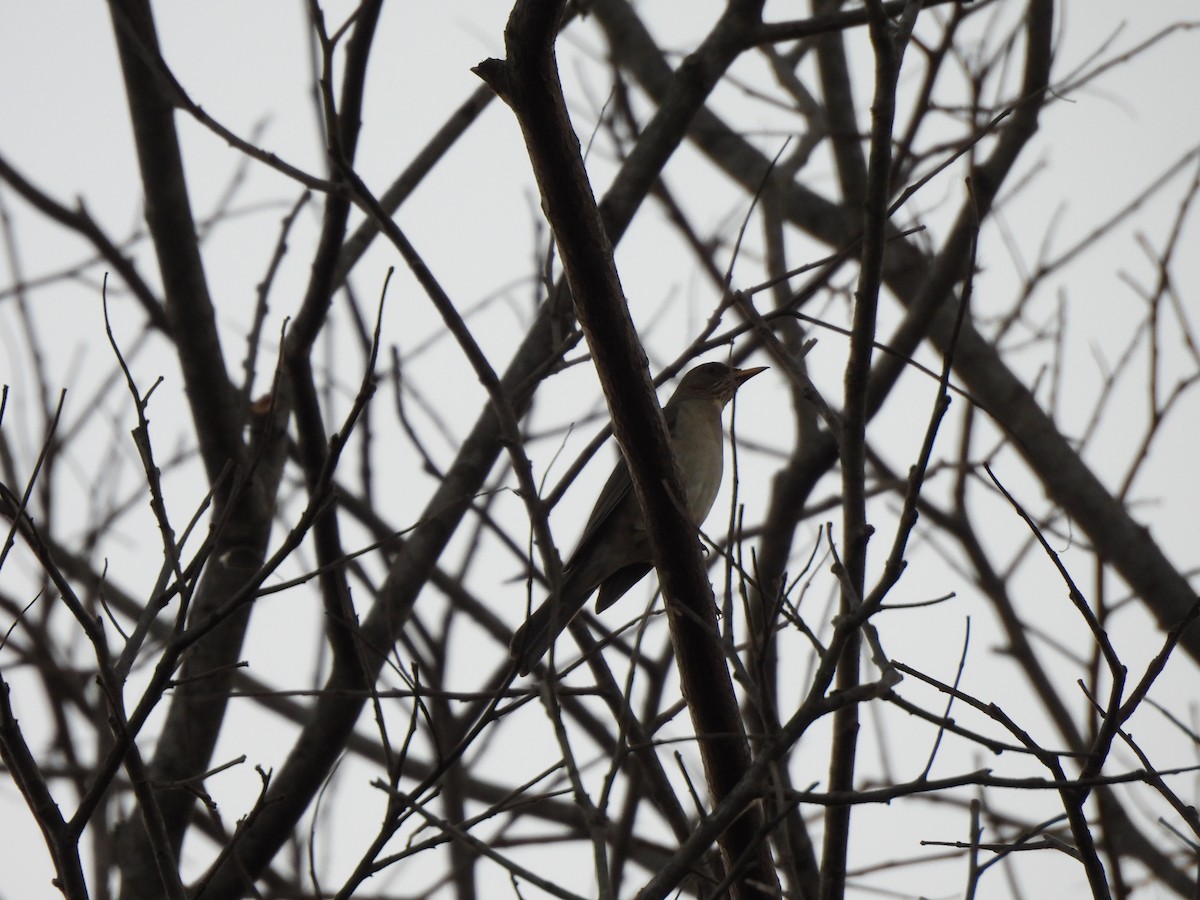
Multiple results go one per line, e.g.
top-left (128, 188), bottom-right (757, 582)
top-left (669, 399), bottom-right (725, 524)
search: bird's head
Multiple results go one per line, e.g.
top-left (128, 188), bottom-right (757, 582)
top-left (674, 361), bottom-right (767, 406)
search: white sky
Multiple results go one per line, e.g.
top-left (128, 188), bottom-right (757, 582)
top-left (1, 1), bottom-right (1199, 897)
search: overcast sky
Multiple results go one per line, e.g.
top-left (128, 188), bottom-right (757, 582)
top-left (2, 2), bottom-right (1199, 896)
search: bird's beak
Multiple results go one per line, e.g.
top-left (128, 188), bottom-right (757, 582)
top-left (732, 366), bottom-right (768, 387)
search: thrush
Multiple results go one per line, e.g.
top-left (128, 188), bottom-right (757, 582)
top-left (510, 362), bottom-right (767, 675)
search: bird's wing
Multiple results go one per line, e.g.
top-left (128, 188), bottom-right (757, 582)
top-left (563, 452), bottom-right (635, 572)
top-left (594, 563), bottom-right (653, 612)
top-left (565, 402), bottom-right (683, 573)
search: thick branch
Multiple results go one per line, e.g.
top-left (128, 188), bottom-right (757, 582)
top-left (491, 1), bottom-right (778, 897)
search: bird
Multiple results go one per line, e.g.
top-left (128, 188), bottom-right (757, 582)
top-left (510, 362), bottom-right (767, 675)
